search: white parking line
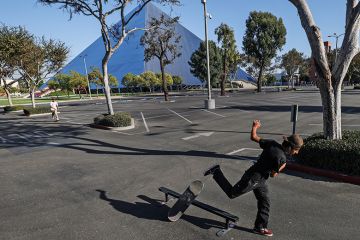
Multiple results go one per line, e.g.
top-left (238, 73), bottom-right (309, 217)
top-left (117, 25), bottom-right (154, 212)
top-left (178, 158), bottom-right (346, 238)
top-left (66, 121), bottom-right (87, 125)
top-left (216, 105), bottom-right (229, 108)
top-left (167, 108), bottom-right (193, 124)
top-left (190, 106), bottom-right (226, 117)
top-left (141, 112), bottom-right (150, 132)
top-left (227, 148), bottom-right (262, 155)
top-left (201, 109), bottom-right (226, 117)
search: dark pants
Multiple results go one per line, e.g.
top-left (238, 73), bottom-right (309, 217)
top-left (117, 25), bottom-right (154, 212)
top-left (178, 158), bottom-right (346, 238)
top-left (213, 168), bottom-right (270, 229)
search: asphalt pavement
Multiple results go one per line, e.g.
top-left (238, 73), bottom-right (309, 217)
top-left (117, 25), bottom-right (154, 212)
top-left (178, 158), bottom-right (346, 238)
top-left (1, 88), bottom-right (359, 240)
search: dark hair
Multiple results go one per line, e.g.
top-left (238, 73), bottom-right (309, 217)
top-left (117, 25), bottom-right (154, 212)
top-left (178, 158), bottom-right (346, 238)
top-left (282, 140), bottom-right (292, 149)
top-left (283, 134), bottom-right (303, 149)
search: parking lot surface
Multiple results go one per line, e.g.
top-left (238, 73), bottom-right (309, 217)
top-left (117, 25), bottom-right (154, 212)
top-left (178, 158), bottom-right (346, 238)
top-left (1, 89), bottom-right (359, 240)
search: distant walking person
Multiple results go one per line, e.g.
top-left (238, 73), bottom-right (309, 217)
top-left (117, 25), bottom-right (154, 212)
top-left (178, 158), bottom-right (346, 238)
top-left (204, 120), bottom-right (303, 237)
top-left (50, 98), bottom-right (59, 122)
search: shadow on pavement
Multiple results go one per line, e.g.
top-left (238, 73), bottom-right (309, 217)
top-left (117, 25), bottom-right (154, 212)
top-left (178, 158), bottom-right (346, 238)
top-left (0, 121), bottom-right (87, 150)
top-left (185, 128), bottom-right (287, 136)
top-left (223, 105), bottom-right (360, 114)
top-left (60, 136), bottom-right (247, 162)
top-left (96, 190), bottom-right (253, 233)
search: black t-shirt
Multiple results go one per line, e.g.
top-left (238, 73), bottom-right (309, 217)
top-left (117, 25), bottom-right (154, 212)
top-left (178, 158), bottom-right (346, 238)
top-left (251, 139), bottom-right (287, 178)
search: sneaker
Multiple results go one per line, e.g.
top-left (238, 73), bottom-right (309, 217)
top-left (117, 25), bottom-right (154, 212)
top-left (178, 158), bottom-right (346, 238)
top-left (253, 228), bottom-right (273, 237)
top-left (203, 164), bottom-right (220, 176)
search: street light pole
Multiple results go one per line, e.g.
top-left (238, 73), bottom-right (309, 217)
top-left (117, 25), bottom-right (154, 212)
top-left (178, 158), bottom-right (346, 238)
top-left (201, 0), bottom-right (215, 109)
top-left (81, 54), bottom-right (92, 99)
top-left (328, 32), bottom-right (344, 64)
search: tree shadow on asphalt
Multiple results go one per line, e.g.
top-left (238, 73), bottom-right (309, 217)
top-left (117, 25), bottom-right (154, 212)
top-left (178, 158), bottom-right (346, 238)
top-left (0, 122), bottom-right (88, 150)
top-left (95, 190), bottom-right (253, 233)
top-left (60, 136), bottom-right (249, 162)
top-left (222, 105), bottom-right (360, 114)
top-left (185, 128), bottom-right (287, 136)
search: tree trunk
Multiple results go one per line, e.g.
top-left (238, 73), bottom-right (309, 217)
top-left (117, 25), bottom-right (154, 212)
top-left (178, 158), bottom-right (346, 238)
top-left (257, 65), bottom-right (264, 92)
top-left (102, 53), bottom-right (114, 115)
top-left (4, 87), bottom-right (13, 106)
top-left (288, 0), bottom-right (360, 140)
top-left (318, 78), bottom-right (342, 139)
top-left (30, 88), bottom-right (36, 108)
top-left (221, 51), bottom-right (227, 96)
top-left (96, 85), bottom-right (99, 97)
top-left (160, 60), bottom-right (169, 101)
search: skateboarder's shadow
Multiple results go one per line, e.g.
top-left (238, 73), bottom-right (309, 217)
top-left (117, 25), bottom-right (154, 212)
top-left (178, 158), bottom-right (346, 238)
top-left (96, 190), bottom-right (252, 232)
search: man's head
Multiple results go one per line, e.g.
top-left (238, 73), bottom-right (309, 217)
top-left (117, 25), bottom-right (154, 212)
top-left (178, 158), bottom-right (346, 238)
top-left (282, 134), bottom-right (304, 155)
top-left (52, 98), bottom-right (55, 102)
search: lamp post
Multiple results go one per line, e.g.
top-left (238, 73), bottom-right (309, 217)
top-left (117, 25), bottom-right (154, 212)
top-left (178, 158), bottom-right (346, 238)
top-left (201, 0), bottom-right (215, 109)
top-left (80, 54), bottom-right (92, 99)
top-left (328, 32), bottom-right (344, 64)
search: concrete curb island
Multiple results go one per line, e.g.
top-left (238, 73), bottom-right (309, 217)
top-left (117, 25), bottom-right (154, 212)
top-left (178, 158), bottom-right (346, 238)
top-left (89, 118), bottom-right (135, 131)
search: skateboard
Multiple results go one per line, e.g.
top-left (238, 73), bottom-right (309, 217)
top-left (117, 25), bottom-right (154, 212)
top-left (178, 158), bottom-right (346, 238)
top-left (168, 180), bottom-right (204, 222)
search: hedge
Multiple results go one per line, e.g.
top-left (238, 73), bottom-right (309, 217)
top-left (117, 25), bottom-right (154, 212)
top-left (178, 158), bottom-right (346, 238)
top-left (296, 131), bottom-right (360, 176)
top-left (23, 106), bottom-right (50, 116)
top-left (94, 112), bottom-right (132, 127)
top-left (4, 105), bottom-right (24, 112)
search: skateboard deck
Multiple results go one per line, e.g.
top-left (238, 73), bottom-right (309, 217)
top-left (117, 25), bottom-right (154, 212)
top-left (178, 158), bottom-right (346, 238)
top-left (168, 180), bottom-right (204, 222)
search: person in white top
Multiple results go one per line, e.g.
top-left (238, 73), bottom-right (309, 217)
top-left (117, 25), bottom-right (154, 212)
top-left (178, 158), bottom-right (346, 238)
top-left (50, 98), bottom-right (59, 121)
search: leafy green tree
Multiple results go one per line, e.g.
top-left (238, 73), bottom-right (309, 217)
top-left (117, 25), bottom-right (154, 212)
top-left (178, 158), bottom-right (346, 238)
top-left (281, 48), bottom-right (305, 88)
top-left (69, 71), bottom-right (87, 98)
top-left (47, 79), bottom-right (60, 96)
top-left (189, 40), bottom-right (222, 87)
top-left (264, 74), bottom-right (277, 86)
top-left (243, 11), bottom-right (286, 92)
top-left (53, 73), bottom-right (72, 97)
top-left (141, 14), bottom-right (181, 101)
top-left (88, 67), bottom-right (118, 96)
top-left (38, 0), bottom-right (180, 115)
top-left (18, 36), bottom-right (69, 107)
top-left (0, 25), bottom-right (33, 106)
top-left (156, 73), bottom-right (173, 88)
top-left (122, 73), bottom-right (137, 92)
top-left (215, 23), bottom-right (241, 96)
top-left (88, 67), bottom-right (103, 97)
top-left (140, 71), bottom-right (160, 92)
top-left (172, 75), bottom-right (182, 91)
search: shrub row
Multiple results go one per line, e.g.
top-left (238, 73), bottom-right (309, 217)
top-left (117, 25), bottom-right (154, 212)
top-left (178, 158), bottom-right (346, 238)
top-left (94, 112), bottom-right (132, 127)
top-left (4, 105), bottom-right (24, 112)
top-left (23, 106), bottom-right (50, 116)
top-left (296, 131), bottom-right (360, 176)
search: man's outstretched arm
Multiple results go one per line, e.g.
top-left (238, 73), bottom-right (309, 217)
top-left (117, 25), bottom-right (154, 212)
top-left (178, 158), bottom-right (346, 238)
top-left (251, 120), bottom-right (261, 143)
top-left (270, 163), bottom-right (287, 177)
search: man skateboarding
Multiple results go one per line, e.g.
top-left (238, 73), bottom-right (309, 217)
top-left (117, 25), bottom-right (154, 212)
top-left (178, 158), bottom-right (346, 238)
top-left (204, 120), bottom-right (303, 237)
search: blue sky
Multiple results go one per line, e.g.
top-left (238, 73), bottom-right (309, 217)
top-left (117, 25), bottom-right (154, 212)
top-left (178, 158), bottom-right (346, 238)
top-left (0, 0), bottom-right (346, 62)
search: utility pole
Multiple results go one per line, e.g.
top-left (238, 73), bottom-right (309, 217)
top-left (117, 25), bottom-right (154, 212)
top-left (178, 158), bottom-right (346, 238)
top-left (201, 0), bottom-right (215, 109)
top-left (80, 54), bottom-right (92, 99)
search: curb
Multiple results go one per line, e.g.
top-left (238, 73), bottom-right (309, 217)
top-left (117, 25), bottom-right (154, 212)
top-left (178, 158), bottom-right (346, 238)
top-left (89, 118), bottom-right (135, 131)
top-left (27, 113), bottom-right (52, 117)
top-left (286, 162), bottom-right (360, 186)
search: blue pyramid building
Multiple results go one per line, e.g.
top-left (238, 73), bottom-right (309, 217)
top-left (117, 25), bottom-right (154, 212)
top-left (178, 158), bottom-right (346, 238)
top-left (55, 3), bottom-right (202, 88)
top-left (47, 3), bottom-right (254, 89)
